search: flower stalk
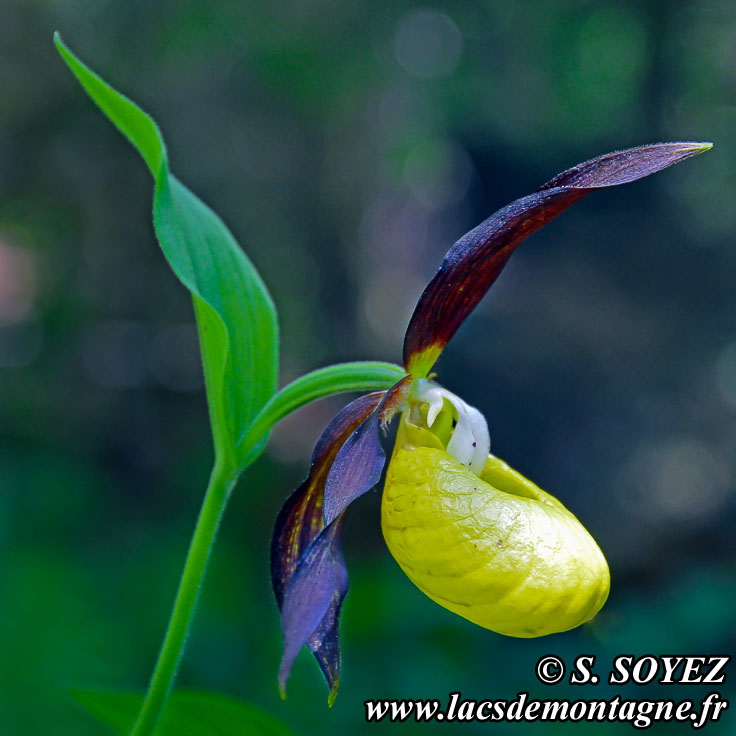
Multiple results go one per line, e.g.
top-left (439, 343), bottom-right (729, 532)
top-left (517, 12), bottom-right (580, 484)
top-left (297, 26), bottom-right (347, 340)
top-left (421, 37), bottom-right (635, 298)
top-left (130, 460), bottom-right (236, 736)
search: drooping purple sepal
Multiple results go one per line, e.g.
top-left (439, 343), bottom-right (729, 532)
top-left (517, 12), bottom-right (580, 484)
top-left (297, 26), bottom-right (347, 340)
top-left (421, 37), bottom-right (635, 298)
top-left (306, 534), bottom-right (349, 707)
top-left (402, 142), bottom-right (712, 376)
top-left (272, 384), bottom-right (410, 702)
top-left (271, 378), bottom-right (411, 702)
top-left (271, 393), bottom-right (383, 607)
top-left (277, 516), bottom-right (348, 701)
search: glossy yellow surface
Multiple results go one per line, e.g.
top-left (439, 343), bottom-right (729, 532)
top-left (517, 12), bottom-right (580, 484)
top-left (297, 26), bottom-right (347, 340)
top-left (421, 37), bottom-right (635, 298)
top-left (381, 414), bottom-right (609, 637)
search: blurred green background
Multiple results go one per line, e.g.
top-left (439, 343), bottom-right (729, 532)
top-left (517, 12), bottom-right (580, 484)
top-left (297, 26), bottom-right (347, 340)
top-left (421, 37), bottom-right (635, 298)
top-left (1, 0), bottom-right (734, 733)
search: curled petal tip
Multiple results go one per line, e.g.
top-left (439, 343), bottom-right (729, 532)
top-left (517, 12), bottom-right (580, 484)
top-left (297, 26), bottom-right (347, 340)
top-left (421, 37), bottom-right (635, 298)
top-left (539, 141), bottom-right (714, 191)
top-left (666, 141), bottom-right (713, 162)
top-left (659, 141), bottom-right (712, 157)
top-left (682, 141), bottom-right (713, 152)
top-left (327, 682), bottom-right (339, 708)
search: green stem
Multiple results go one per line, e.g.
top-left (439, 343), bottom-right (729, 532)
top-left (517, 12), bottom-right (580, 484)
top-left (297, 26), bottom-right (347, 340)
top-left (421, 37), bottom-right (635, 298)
top-left (129, 460), bottom-right (236, 736)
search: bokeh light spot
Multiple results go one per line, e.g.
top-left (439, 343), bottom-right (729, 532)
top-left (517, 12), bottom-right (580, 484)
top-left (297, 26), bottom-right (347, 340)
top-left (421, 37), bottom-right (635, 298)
top-left (0, 237), bottom-right (37, 325)
top-left (715, 341), bottom-right (736, 409)
top-left (394, 9), bottom-right (463, 79)
top-left (403, 138), bottom-right (473, 209)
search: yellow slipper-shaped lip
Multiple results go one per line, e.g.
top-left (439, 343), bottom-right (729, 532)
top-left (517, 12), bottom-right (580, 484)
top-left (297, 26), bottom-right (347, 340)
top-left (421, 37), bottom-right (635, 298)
top-left (382, 413), bottom-right (610, 637)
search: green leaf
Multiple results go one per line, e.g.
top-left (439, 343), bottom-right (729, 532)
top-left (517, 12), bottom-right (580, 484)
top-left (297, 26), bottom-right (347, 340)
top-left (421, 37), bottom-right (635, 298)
top-left (72, 690), bottom-right (295, 736)
top-left (54, 33), bottom-right (278, 470)
top-left (239, 361), bottom-right (408, 465)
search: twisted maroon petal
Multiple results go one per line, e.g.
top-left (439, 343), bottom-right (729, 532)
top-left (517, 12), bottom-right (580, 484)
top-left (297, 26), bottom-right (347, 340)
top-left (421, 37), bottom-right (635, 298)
top-left (271, 392), bottom-right (382, 701)
top-left (271, 377), bottom-right (410, 703)
top-left (403, 142), bottom-right (711, 376)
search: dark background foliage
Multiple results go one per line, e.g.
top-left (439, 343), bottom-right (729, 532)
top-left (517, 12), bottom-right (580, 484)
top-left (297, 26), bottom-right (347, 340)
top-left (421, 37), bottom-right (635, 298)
top-left (1, 1), bottom-right (734, 733)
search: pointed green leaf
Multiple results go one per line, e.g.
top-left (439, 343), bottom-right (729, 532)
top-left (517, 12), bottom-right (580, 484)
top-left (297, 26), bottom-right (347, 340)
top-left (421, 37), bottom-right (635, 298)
top-left (72, 690), bottom-right (295, 736)
top-left (55, 33), bottom-right (278, 469)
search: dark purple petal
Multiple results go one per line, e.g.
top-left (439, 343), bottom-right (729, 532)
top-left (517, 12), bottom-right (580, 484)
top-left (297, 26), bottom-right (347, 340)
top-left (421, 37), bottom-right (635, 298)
top-left (271, 378), bottom-right (411, 702)
top-left (277, 517), bottom-right (347, 699)
top-left (306, 534), bottom-right (349, 708)
top-left (271, 393), bottom-right (383, 699)
top-left (402, 142), bottom-right (712, 376)
top-left (323, 377), bottom-right (412, 525)
top-left (271, 392), bottom-right (382, 606)
top-left (321, 413), bottom-right (383, 527)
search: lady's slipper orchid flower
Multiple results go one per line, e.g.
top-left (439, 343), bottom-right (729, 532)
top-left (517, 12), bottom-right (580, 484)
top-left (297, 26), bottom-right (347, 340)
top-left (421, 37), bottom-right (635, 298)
top-left (271, 142), bottom-right (711, 703)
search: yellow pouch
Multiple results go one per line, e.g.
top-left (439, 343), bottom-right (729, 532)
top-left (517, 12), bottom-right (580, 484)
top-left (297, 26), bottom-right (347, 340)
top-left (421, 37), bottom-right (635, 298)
top-left (382, 413), bottom-right (609, 637)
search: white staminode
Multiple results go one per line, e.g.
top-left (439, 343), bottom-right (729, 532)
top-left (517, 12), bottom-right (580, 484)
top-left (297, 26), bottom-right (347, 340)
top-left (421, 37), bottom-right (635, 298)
top-left (413, 379), bottom-right (491, 476)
